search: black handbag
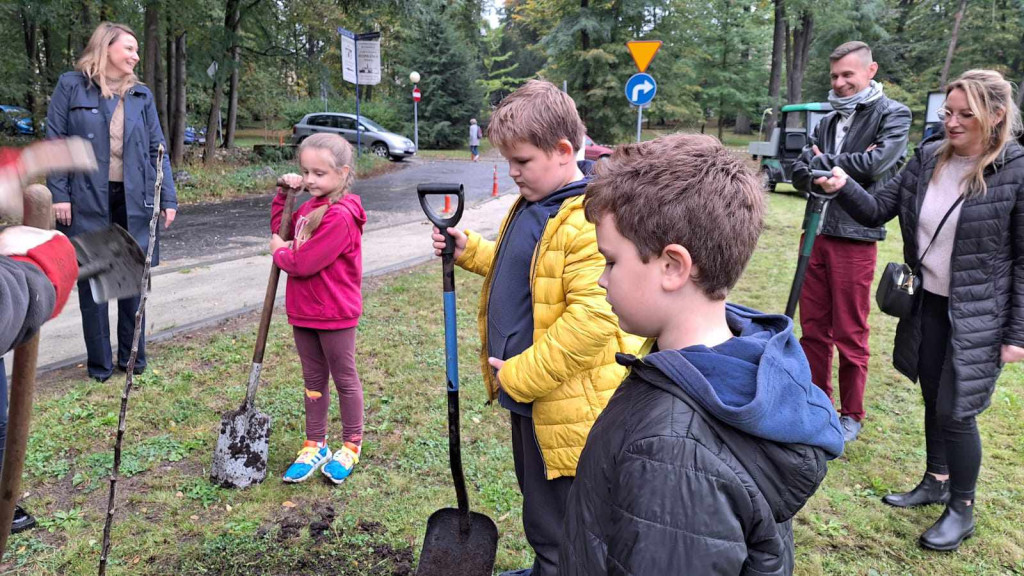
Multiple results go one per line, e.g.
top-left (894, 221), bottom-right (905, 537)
top-left (876, 196), bottom-right (963, 318)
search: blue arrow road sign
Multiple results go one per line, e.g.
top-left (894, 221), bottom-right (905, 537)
top-left (625, 73), bottom-right (657, 106)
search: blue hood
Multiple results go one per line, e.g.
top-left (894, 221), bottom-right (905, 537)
top-left (645, 303), bottom-right (844, 458)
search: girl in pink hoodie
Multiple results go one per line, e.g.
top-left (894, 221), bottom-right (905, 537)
top-left (269, 133), bottom-right (367, 485)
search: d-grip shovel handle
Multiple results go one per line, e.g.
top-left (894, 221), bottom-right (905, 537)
top-left (417, 184), bottom-right (465, 257)
top-left (418, 183), bottom-right (473, 526)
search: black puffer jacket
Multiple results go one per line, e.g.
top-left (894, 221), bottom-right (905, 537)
top-left (834, 141), bottom-right (1024, 418)
top-left (558, 354), bottom-right (830, 576)
top-left (792, 95), bottom-right (912, 242)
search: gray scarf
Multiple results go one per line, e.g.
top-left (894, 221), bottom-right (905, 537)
top-left (828, 80), bottom-right (884, 117)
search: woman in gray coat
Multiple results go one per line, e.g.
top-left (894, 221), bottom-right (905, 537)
top-left (817, 70), bottom-right (1024, 552)
top-left (46, 22), bottom-right (177, 382)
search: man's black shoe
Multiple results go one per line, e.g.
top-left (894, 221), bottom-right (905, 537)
top-left (919, 498), bottom-right (975, 551)
top-left (11, 506), bottom-right (37, 534)
top-left (883, 473), bottom-right (950, 508)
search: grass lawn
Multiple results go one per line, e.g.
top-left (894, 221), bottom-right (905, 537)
top-left (4, 193), bottom-right (1024, 574)
top-left (416, 139), bottom-right (494, 161)
top-left (174, 153), bottom-right (396, 205)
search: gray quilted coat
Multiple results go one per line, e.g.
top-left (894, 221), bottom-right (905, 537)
top-left (835, 140), bottom-right (1024, 418)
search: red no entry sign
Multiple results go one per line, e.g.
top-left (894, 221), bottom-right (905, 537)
top-left (412, 87), bottom-right (422, 102)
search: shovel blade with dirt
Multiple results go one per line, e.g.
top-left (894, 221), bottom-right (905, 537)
top-left (414, 184), bottom-right (498, 576)
top-left (210, 190), bottom-right (298, 489)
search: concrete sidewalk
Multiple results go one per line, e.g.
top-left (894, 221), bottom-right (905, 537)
top-left (7, 192), bottom-right (518, 375)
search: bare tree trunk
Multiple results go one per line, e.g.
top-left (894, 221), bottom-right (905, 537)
top-left (786, 11), bottom-right (814, 106)
top-left (204, 77), bottom-right (224, 163)
top-left (939, 0), bottom-right (968, 89)
top-left (224, 0), bottom-right (242, 148)
top-left (763, 0), bottom-right (786, 137)
top-left (166, 34), bottom-right (176, 141)
top-left (717, 0), bottom-right (732, 142)
top-left (19, 5), bottom-right (39, 122)
top-left (143, 3), bottom-right (159, 88)
top-left (78, 0), bottom-right (92, 52)
top-left (171, 32), bottom-right (187, 167)
top-left (154, 21), bottom-right (167, 139)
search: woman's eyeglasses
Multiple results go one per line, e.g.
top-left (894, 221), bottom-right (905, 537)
top-left (938, 108), bottom-right (976, 123)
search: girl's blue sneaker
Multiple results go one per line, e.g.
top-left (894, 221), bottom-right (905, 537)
top-left (322, 442), bottom-right (360, 484)
top-left (282, 440), bottom-right (331, 483)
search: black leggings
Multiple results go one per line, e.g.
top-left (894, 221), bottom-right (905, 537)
top-left (918, 290), bottom-right (982, 502)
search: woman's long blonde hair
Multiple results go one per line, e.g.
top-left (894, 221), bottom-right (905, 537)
top-left (76, 22), bottom-right (139, 98)
top-left (296, 133), bottom-right (355, 242)
top-left (934, 69), bottom-right (1023, 198)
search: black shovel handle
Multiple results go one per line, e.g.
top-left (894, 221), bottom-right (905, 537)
top-left (418, 184), bottom-right (465, 258)
top-left (418, 183), bottom-right (472, 527)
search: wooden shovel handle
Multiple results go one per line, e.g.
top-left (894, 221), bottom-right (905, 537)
top-left (0, 184), bottom-right (52, 560)
top-left (243, 191), bottom-right (298, 409)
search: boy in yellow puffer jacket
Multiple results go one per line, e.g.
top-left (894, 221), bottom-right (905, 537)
top-left (430, 80), bottom-right (641, 576)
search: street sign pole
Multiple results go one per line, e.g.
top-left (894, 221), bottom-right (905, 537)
top-left (636, 106), bottom-right (643, 143)
top-left (355, 39), bottom-right (361, 158)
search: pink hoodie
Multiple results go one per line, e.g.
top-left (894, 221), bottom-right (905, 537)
top-left (271, 190), bottom-right (367, 330)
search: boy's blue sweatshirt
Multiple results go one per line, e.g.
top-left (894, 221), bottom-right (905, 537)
top-left (645, 303), bottom-right (845, 458)
top-left (488, 160), bottom-right (594, 416)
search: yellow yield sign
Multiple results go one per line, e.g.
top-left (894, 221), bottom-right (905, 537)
top-left (626, 40), bottom-right (662, 73)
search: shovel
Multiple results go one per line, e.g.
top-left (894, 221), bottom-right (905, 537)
top-left (415, 183), bottom-right (498, 576)
top-left (71, 224), bottom-right (147, 303)
top-left (784, 170), bottom-right (834, 318)
top-left (0, 185), bottom-right (52, 560)
top-left (210, 190), bottom-right (298, 489)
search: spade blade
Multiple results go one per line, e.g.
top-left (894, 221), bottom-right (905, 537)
top-left (70, 225), bottom-right (146, 303)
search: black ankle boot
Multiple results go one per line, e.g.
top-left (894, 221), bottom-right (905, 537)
top-left (919, 499), bottom-right (975, 551)
top-left (882, 473), bottom-right (950, 508)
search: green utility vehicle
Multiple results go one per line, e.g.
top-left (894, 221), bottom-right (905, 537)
top-left (748, 102), bottom-right (831, 192)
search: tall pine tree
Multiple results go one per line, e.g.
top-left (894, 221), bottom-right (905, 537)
top-left (398, 0), bottom-right (483, 149)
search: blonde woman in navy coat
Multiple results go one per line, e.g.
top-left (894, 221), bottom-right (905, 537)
top-left (46, 22), bottom-right (177, 382)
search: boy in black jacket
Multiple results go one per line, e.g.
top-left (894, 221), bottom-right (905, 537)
top-left (557, 134), bottom-right (845, 576)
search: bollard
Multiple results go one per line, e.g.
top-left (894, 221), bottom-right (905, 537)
top-left (491, 164), bottom-right (499, 197)
top-left (442, 195), bottom-right (452, 214)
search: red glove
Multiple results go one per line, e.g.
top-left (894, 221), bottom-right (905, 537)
top-left (0, 227), bottom-right (78, 319)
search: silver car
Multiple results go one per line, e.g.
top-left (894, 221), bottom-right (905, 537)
top-left (290, 112), bottom-right (416, 161)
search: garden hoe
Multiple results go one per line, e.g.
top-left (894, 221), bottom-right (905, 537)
top-left (415, 183), bottom-right (498, 576)
top-left (785, 170), bottom-right (834, 318)
top-left (210, 190), bottom-right (298, 489)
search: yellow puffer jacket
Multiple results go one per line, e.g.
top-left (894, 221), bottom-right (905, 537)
top-left (457, 195), bottom-right (643, 479)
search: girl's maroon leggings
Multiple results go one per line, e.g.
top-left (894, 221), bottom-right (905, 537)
top-left (293, 326), bottom-right (363, 445)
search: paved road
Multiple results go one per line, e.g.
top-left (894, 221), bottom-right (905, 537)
top-left (160, 159), bottom-right (513, 266)
top-left (6, 158), bottom-right (521, 374)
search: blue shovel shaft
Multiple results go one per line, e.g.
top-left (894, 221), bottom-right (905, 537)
top-left (444, 289), bottom-right (459, 392)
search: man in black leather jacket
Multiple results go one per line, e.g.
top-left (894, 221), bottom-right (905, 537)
top-left (791, 41), bottom-right (911, 444)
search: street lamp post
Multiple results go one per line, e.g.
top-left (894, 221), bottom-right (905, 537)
top-left (410, 71), bottom-right (420, 153)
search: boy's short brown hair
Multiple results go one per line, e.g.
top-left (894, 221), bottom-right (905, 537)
top-left (584, 133), bottom-right (764, 300)
top-left (488, 79), bottom-right (585, 153)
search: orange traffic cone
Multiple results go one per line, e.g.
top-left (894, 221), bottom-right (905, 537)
top-left (491, 164), bottom-right (499, 197)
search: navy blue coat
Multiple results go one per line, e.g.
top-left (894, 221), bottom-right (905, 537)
top-left (46, 72), bottom-right (176, 265)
